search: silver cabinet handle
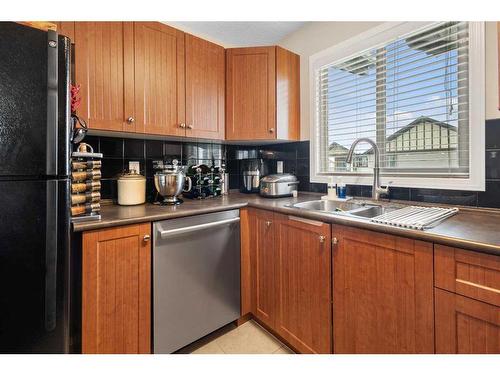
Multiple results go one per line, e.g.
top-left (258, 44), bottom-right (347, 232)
top-left (319, 235), bottom-right (326, 243)
top-left (127, 116), bottom-right (135, 124)
top-left (159, 217), bottom-right (240, 239)
top-left (265, 221), bottom-right (272, 227)
top-left (187, 124), bottom-right (194, 129)
top-left (269, 128), bottom-right (275, 133)
top-left (143, 234), bottom-right (150, 242)
top-left (179, 123), bottom-right (186, 128)
top-left (332, 237), bottom-right (338, 245)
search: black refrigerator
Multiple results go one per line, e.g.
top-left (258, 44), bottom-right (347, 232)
top-left (0, 22), bottom-right (72, 353)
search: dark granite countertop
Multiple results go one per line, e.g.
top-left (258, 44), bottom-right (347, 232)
top-left (73, 192), bottom-right (500, 256)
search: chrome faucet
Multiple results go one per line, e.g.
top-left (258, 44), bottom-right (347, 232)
top-left (345, 138), bottom-right (390, 200)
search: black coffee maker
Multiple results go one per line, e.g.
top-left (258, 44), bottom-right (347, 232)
top-left (240, 159), bottom-right (268, 193)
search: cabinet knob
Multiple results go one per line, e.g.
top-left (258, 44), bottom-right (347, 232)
top-left (265, 221), bottom-right (272, 227)
top-left (179, 123), bottom-right (186, 128)
top-left (187, 124), bottom-right (194, 129)
top-left (332, 237), bottom-right (338, 245)
top-left (269, 128), bottom-right (275, 133)
top-left (127, 116), bottom-right (135, 124)
top-left (319, 235), bottom-right (326, 243)
top-left (143, 234), bottom-right (150, 242)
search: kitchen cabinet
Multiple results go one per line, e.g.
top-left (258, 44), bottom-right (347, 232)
top-left (226, 46), bottom-right (300, 141)
top-left (247, 208), bottom-right (278, 329)
top-left (332, 225), bottom-right (434, 354)
top-left (185, 34), bottom-right (225, 139)
top-left (243, 208), bottom-right (331, 353)
top-left (435, 288), bottom-right (500, 353)
top-left (82, 223), bottom-right (151, 354)
top-left (434, 245), bottom-right (500, 353)
top-left (74, 22), bottom-right (135, 132)
top-left (274, 214), bottom-right (331, 354)
top-left (133, 22), bottom-right (186, 136)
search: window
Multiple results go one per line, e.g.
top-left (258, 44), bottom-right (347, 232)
top-left (310, 22), bottom-right (485, 190)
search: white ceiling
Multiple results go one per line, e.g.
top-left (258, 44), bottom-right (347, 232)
top-left (164, 22), bottom-right (307, 48)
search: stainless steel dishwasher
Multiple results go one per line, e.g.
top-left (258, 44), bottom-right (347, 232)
top-left (153, 209), bottom-right (241, 353)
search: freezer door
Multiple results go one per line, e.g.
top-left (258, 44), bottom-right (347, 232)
top-left (0, 179), bottom-right (70, 353)
top-left (0, 22), bottom-right (66, 178)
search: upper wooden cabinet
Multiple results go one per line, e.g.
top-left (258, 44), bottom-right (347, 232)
top-left (133, 22), bottom-right (186, 136)
top-left (82, 223), bottom-right (151, 354)
top-left (74, 22), bottom-right (135, 132)
top-left (333, 225), bottom-right (434, 354)
top-left (53, 22), bottom-right (75, 41)
top-left (226, 46), bottom-right (300, 141)
top-left (185, 34), bottom-right (225, 139)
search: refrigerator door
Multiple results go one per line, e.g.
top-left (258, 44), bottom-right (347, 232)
top-left (0, 22), bottom-right (61, 178)
top-left (0, 179), bottom-right (70, 353)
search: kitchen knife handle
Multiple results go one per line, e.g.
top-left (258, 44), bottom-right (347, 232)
top-left (45, 180), bottom-right (58, 331)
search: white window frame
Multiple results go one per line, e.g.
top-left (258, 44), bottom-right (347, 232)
top-left (309, 22), bottom-right (485, 191)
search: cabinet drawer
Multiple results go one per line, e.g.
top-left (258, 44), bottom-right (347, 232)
top-left (435, 245), bottom-right (500, 307)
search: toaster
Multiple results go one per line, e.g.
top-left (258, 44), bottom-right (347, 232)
top-left (259, 173), bottom-right (299, 198)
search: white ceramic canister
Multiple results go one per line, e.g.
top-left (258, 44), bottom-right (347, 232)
top-left (117, 172), bottom-right (146, 205)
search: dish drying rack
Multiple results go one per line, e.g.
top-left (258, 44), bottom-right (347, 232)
top-left (371, 206), bottom-right (458, 230)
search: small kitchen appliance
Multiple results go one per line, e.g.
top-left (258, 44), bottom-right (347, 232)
top-left (240, 159), bottom-right (268, 193)
top-left (154, 159), bottom-right (192, 205)
top-left (259, 173), bottom-right (299, 198)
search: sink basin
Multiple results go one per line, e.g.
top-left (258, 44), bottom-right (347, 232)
top-left (288, 200), bottom-right (365, 213)
top-left (347, 205), bottom-right (398, 219)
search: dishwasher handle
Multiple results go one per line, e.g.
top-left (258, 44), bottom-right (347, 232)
top-left (159, 217), bottom-right (240, 239)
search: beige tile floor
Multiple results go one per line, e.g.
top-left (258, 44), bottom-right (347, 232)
top-left (179, 320), bottom-right (294, 354)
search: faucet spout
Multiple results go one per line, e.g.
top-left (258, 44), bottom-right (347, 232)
top-left (345, 138), bottom-right (389, 200)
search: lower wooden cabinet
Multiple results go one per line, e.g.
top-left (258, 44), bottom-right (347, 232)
top-left (332, 225), bottom-right (434, 354)
top-left (243, 208), bottom-right (332, 354)
top-left (274, 214), bottom-right (331, 354)
top-left (82, 223), bottom-right (151, 354)
top-left (435, 288), bottom-right (500, 353)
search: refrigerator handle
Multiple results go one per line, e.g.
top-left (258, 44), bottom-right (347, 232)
top-left (45, 180), bottom-right (58, 331)
top-left (46, 29), bottom-right (58, 176)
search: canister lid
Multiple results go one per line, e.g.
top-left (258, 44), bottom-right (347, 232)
top-left (119, 171), bottom-right (145, 180)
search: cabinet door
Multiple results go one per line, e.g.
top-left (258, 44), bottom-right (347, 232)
top-left (226, 47), bottom-right (276, 140)
top-left (275, 215), bottom-right (331, 354)
top-left (435, 288), bottom-right (500, 353)
top-left (134, 22), bottom-right (185, 136)
top-left (82, 223), bottom-right (151, 354)
top-left (74, 22), bottom-right (135, 132)
top-left (333, 225), bottom-right (434, 353)
top-left (185, 34), bottom-right (225, 140)
top-left (248, 208), bottom-right (278, 329)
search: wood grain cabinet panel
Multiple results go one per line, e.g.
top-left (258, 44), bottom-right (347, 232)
top-left (82, 223), bottom-right (151, 354)
top-left (275, 215), bottom-right (331, 354)
top-left (247, 208), bottom-right (278, 329)
top-left (185, 34), bottom-right (225, 139)
top-left (133, 22), bottom-right (185, 136)
top-left (333, 225), bottom-right (434, 354)
top-left (74, 22), bottom-right (135, 132)
top-left (435, 288), bottom-right (500, 353)
top-left (226, 47), bottom-right (276, 140)
top-left (226, 46), bottom-right (300, 141)
top-left (435, 245), bottom-right (500, 307)
top-left (53, 21), bottom-right (75, 41)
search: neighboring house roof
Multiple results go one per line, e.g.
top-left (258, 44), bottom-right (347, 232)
top-left (328, 142), bottom-right (349, 155)
top-left (361, 116), bottom-right (457, 154)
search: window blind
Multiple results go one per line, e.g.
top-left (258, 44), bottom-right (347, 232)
top-left (316, 22), bottom-right (469, 177)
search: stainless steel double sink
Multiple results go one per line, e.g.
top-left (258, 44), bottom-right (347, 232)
top-left (285, 199), bottom-right (400, 220)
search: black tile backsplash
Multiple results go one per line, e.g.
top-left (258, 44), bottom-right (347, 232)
top-left (90, 118), bottom-right (500, 208)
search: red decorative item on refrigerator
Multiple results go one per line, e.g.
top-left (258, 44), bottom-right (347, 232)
top-left (70, 84), bottom-right (81, 114)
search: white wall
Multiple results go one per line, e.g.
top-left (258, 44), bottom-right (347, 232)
top-left (279, 21), bottom-right (500, 140)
